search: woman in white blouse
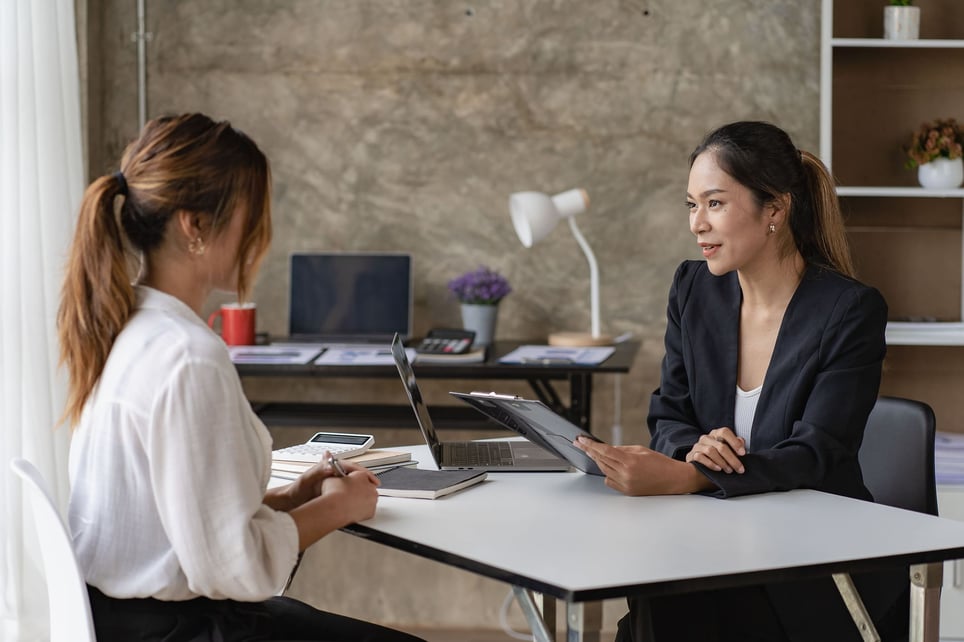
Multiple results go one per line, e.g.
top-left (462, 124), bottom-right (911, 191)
top-left (58, 113), bottom-right (424, 642)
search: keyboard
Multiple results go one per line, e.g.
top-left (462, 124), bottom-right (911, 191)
top-left (445, 441), bottom-right (514, 467)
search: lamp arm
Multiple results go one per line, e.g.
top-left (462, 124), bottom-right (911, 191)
top-left (567, 217), bottom-right (601, 339)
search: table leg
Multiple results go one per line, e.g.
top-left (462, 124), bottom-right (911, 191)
top-left (569, 373), bottom-right (592, 433)
top-left (832, 573), bottom-right (880, 642)
top-left (534, 593), bottom-right (557, 640)
top-left (512, 586), bottom-right (555, 642)
top-left (909, 562), bottom-right (943, 642)
top-left (565, 601), bottom-right (603, 642)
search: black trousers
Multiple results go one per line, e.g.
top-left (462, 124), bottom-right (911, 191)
top-left (87, 585), bottom-right (425, 642)
top-left (614, 575), bottom-right (908, 642)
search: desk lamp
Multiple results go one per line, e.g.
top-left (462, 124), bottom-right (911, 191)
top-left (509, 188), bottom-right (613, 346)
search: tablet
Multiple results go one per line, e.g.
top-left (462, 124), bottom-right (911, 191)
top-left (449, 392), bottom-right (604, 475)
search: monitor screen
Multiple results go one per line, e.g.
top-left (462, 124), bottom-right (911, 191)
top-left (288, 252), bottom-right (412, 340)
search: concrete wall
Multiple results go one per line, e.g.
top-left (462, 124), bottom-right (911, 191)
top-left (80, 0), bottom-right (820, 632)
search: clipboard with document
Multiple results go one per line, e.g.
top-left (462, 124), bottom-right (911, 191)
top-left (448, 391), bottom-right (604, 475)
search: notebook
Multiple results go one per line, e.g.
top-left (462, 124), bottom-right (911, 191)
top-left (288, 252), bottom-right (413, 344)
top-left (375, 467), bottom-right (487, 499)
top-left (390, 334), bottom-right (570, 472)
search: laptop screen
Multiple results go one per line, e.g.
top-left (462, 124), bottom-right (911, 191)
top-left (289, 252), bottom-right (413, 341)
top-left (391, 334), bottom-right (442, 461)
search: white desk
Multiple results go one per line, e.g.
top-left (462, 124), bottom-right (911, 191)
top-left (285, 445), bottom-right (964, 641)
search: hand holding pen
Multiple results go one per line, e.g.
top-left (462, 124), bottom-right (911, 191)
top-left (326, 451), bottom-right (348, 477)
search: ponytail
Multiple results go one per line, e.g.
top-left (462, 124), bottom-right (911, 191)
top-left (800, 150), bottom-right (855, 278)
top-left (58, 175), bottom-right (137, 426)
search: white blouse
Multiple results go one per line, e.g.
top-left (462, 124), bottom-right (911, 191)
top-left (734, 384), bottom-right (762, 449)
top-left (68, 286), bottom-right (298, 601)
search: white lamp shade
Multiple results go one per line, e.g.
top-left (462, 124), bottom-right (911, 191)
top-left (508, 188), bottom-right (589, 248)
top-left (507, 187), bottom-right (608, 344)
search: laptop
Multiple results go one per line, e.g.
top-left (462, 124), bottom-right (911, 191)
top-left (288, 252), bottom-right (412, 344)
top-left (390, 335), bottom-right (570, 472)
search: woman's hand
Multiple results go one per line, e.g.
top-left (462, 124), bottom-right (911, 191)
top-left (287, 459), bottom-right (381, 549)
top-left (574, 437), bottom-right (714, 496)
top-left (266, 453), bottom-right (378, 512)
top-left (320, 468), bottom-right (380, 525)
top-left (685, 428), bottom-right (746, 474)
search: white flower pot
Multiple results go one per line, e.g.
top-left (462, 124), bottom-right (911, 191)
top-left (918, 157), bottom-right (964, 189)
top-left (884, 6), bottom-right (920, 40)
top-left (460, 303), bottom-right (498, 346)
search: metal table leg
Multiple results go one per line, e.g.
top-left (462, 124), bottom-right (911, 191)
top-left (910, 562), bottom-right (944, 642)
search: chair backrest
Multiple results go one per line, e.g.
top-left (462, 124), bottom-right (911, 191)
top-left (858, 396), bottom-right (938, 516)
top-left (10, 458), bottom-right (96, 642)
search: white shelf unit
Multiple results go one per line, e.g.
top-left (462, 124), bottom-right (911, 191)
top-left (820, 0), bottom-right (964, 346)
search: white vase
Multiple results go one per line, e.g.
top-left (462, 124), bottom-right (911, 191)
top-left (918, 157), bottom-right (964, 189)
top-left (884, 6), bottom-right (920, 40)
top-left (460, 303), bottom-right (498, 346)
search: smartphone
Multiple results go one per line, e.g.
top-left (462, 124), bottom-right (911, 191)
top-left (272, 431), bottom-right (375, 463)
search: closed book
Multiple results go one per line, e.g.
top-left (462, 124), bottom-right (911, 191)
top-left (375, 467), bottom-right (487, 499)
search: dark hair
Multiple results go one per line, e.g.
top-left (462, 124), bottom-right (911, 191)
top-left (689, 121), bottom-right (854, 278)
top-left (58, 113), bottom-right (272, 426)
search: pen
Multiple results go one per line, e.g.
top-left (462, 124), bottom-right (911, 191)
top-left (521, 357), bottom-right (573, 365)
top-left (326, 451), bottom-right (348, 476)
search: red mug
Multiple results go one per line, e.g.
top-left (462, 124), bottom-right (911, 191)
top-left (207, 302), bottom-right (256, 346)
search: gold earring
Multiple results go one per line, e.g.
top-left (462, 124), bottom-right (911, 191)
top-left (189, 237), bottom-right (206, 256)
top-left (768, 224), bottom-right (776, 234)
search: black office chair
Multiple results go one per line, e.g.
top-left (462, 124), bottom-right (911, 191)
top-left (858, 395), bottom-right (938, 516)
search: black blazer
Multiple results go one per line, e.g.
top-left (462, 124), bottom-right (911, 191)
top-left (649, 259), bottom-right (888, 499)
top-left (646, 261), bottom-right (905, 641)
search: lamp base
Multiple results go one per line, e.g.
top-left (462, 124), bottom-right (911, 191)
top-left (547, 331), bottom-right (615, 347)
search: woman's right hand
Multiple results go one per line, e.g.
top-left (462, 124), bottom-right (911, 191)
top-left (685, 427), bottom-right (746, 474)
top-left (321, 469), bottom-right (380, 525)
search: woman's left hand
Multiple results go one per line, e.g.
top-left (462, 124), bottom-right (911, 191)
top-left (574, 437), bottom-right (713, 496)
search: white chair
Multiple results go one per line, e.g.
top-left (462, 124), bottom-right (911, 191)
top-left (10, 458), bottom-right (96, 642)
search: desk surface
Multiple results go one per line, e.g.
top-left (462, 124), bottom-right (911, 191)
top-left (236, 339), bottom-right (639, 378)
top-left (341, 445), bottom-right (964, 603)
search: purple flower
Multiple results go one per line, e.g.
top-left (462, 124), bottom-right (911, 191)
top-left (448, 266), bottom-right (512, 305)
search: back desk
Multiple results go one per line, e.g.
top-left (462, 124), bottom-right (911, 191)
top-left (235, 339), bottom-right (640, 434)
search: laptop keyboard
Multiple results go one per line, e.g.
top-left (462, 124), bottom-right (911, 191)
top-left (445, 441), bottom-right (514, 467)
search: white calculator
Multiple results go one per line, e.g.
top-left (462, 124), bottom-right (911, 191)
top-left (272, 432), bottom-right (375, 464)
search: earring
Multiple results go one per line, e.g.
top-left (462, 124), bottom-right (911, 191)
top-left (768, 224), bottom-right (776, 234)
top-left (189, 237), bottom-right (206, 256)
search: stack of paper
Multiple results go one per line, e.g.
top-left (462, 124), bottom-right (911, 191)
top-left (271, 449), bottom-right (414, 480)
top-left (498, 345), bottom-right (615, 366)
top-left (314, 347), bottom-right (417, 366)
top-left (935, 431), bottom-right (964, 486)
top-left (414, 347), bottom-right (487, 364)
top-left (228, 345), bottom-right (323, 364)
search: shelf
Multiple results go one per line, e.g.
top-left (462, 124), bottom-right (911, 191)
top-left (886, 321), bottom-right (964, 345)
top-left (837, 187), bottom-right (964, 198)
top-left (832, 38), bottom-right (964, 49)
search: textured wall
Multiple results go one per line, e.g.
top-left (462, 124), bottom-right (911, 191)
top-left (83, 0), bottom-right (820, 630)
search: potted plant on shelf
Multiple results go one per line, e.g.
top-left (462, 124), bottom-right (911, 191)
top-left (448, 266), bottom-right (512, 346)
top-left (904, 118), bottom-right (964, 189)
top-left (884, 0), bottom-right (920, 40)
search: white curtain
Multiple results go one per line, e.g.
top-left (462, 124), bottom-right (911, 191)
top-left (0, 0), bottom-right (84, 639)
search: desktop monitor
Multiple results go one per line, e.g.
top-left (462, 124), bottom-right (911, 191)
top-left (288, 252), bottom-right (413, 342)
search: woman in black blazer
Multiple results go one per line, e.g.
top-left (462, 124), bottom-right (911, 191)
top-left (576, 121), bottom-right (906, 642)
